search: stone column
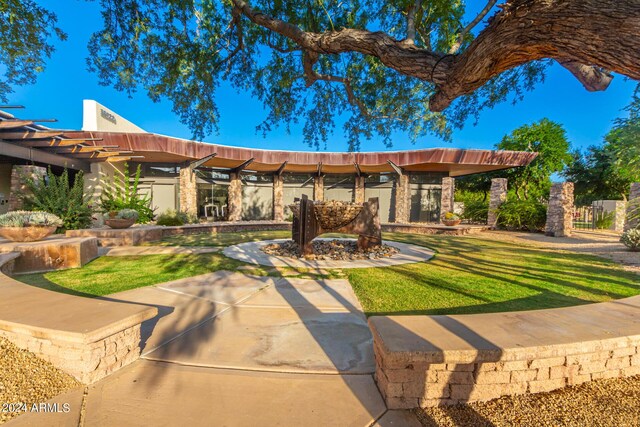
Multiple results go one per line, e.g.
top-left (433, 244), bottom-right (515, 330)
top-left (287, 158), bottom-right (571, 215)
top-left (273, 174), bottom-right (284, 221)
top-left (545, 182), bottom-right (574, 237)
top-left (354, 176), bottom-right (366, 203)
top-left (8, 165), bottom-right (47, 211)
top-left (179, 167), bottom-right (198, 217)
top-left (227, 172), bottom-right (242, 221)
top-left (440, 177), bottom-right (455, 220)
top-left (625, 183), bottom-right (640, 231)
top-left (487, 178), bottom-right (508, 229)
top-left (393, 174), bottom-right (410, 223)
top-left (613, 201), bottom-right (627, 232)
top-left (313, 175), bottom-right (324, 201)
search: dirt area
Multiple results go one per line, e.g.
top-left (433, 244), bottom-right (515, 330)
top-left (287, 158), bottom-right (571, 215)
top-left (480, 230), bottom-right (640, 274)
top-left (0, 338), bottom-right (80, 424)
top-left (418, 374), bottom-right (640, 427)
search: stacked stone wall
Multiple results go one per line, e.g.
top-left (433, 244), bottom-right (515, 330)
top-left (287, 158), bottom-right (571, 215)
top-left (8, 165), bottom-right (47, 211)
top-left (374, 338), bottom-right (640, 409)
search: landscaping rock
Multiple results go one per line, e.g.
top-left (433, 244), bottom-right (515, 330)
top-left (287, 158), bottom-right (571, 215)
top-left (262, 239), bottom-right (399, 261)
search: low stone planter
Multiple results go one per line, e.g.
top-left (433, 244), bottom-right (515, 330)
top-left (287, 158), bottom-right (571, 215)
top-left (442, 219), bottom-right (461, 227)
top-left (105, 218), bottom-right (136, 229)
top-left (0, 226), bottom-right (57, 242)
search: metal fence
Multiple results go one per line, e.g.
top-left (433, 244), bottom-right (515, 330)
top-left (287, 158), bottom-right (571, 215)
top-left (572, 201), bottom-right (610, 230)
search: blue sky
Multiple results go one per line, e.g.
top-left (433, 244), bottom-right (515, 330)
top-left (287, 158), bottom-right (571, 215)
top-left (6, 1), bottom-right (637, 153)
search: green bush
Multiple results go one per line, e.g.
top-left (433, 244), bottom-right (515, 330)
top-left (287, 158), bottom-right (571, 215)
top-left (99, 163), bottom-right (154, 223)
top-left (156, 210), bottom-right (197, 226)
top-left (0, 211), bottom-right (63, 228)
top-left (23, 168), bottom-right (93, 232)
top-left (496, 199), bottom-right (547, 231)
top-left (461, 199), bottom-right (489, 223)
top-left (621, 229), bottom-right (640, 252)
top-left (595, 211), bottom-right (615, 230)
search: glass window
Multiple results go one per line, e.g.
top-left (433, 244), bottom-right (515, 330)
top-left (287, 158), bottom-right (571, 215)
top-left (324, 174), bottom-right (355, 186)
top-left (241, 172), bottom-right (273, 183)
top-left (409, 173), bottom-right (446, 185)
top-left (283, 173), bottom-right (313, 184)
top-left (365, 173), bottom-right (395, 184)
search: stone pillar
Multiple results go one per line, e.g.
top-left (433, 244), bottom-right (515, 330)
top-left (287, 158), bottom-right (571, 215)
top-left (227, 172), bottom-right (242, 221)
top-left (273, 174), bottom-right (284, 221)
top-left (613, 201), bottom-right (627, 232)
top-left (8, 165), bottom-right (47, 211)
top-left (545, 182), bottom-right (574, 237)
top-left (393, 174), bottom-right (410, 223)
top-left (354, 176), bottom-right (366, 203)
top-left (179, 166), bottom-right (198, 217)
top-left (440, 177), bottom-right (455, 220)
top-left (625, 183), bottom-right (640, 231)
top-left (313, 175), bottom-right (324, 201)
top-left (487, 178), bottom-right (508, 229)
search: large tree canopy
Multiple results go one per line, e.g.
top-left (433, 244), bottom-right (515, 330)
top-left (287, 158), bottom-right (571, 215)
top-left (1, 1), bottom-right (639, 150)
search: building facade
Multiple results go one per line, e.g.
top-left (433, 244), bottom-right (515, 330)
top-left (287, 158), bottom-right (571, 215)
top-left (0, 101), bottom-right (537, 223)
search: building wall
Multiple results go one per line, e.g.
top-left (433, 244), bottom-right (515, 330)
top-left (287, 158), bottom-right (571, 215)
top-left (365, 181), bottom-right (394, 223)
top-left (242, 181), bottom-right (273, 220)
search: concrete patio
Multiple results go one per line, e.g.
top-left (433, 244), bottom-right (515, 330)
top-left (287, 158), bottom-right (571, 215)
top-left (7, 271), bottom-right (420, 426)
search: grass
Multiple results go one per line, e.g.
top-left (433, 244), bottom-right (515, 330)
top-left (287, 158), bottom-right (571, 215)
top-left (346, 232), bottom-right (640, 316)
top-left (14, 230), bottom-right (640, 315)
top-left (148, 229), bottom-right (291, 247)
top-left (17, 253), bottom-right (246, 297)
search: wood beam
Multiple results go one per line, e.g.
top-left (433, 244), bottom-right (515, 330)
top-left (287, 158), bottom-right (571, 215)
top-left (0, 140), bottom-right (90, 172)
top-left (276, 161), bottom-right (288, 175)
top-left (354, 162), bottom-right (363, 177)
top-left (232, 157), bottom-right (254, 173)
top-left (317, 162), bottom-right (323, 176)
top-left (71, 151), bottom-right (132, 159)
top-left (5, 139), bottom-right (79, 148)
top-left (0, 130), bottom-right (64, 139)
top-left (0, 120), bottom-right (35, 129)
top-left (387, 160), bottom-right (404, 175)
top-left (189, 153), bottom-right (217, 169)
top-left (44, 146), bottom-right (107, 154)
top-left (106, 156), bottom-right (145, 163)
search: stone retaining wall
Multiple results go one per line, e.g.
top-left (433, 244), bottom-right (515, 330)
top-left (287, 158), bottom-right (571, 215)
top-left (0, 323), bottom-right (144, 384)
top-left (0, 236), bottom-right (98, 273)
top-left (381, 223), bottom-right (487, 236)
top-left (374, 339), bottom-right (640, 408)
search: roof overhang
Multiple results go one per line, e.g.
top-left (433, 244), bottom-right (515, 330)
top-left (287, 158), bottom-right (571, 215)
top-left (64, 131), bottom-right (538, 176)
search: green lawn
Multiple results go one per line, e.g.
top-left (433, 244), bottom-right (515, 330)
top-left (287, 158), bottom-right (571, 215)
top-left (148, 229), bottom-right (291, 247)
top-left (17, 253), bottom-right (245, 297)
top-left (15, 230), bottom-right (640, 315)
top-left (347, 232), bottom-right (640, 316)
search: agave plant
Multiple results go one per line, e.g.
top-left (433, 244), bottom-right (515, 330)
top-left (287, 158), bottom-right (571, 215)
top-left (115, 209), bottom-right (139, 220)
top-left (0, 211), bottom-right (63, 228)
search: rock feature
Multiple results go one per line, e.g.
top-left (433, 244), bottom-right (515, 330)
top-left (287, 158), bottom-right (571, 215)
top-left (487, 178), bottom-right (508, 229)
top-left (545, 182), bottom-right (574, 237)
top-left (262, 239), bottom-right (399, 261)
top-left (625, 183), bottom-right (640, 232)
top-left (440, 177), bottom-right (455, 220)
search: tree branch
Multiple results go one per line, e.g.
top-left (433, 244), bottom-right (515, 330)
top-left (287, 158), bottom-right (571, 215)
top-left (558, 60), bottom-right (613, 92)
top-left (449, 0), bottom-right (498, 54)
top-left (404, 0), bottom-right (421, 46)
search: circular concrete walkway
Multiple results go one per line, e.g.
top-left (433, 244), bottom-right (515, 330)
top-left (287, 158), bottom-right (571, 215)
top-left (223, 238), bottom-right (435, 269)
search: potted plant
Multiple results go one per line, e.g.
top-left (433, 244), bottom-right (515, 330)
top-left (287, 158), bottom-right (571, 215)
top-left (442, 211), bottom-right (461, 226)
top-left (0, 211), bottom-right (63, 242)
top-left (105, 209), bottom-right (139, 229)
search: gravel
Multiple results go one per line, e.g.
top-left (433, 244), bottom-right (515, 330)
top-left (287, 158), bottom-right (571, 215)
top-left (417, 375), bottom-right (640, 427)
top-left (0, 337), bottom-right (80, 424)
top-left (262, 239), bottom-right (399, 260)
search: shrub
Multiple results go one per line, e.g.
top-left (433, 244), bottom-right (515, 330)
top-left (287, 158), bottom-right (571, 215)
top-left (156, 210), bottom-right (197, 226)
top-left (621, 229), bottom-right (640, 252)
top-left (99, 163), bottom-right (154, 223)
top-left (115, 209), bottom-right (139, 220)
top-left (595, 211), bottom-right (615, 230)
top-left (0, 211), bottom-right (63, 228)
top-left (461, 199), bottom-right (489, 223)
top-left (22, 168), bottom-right (93, 232)
top-left (496, 199), bottom-right (547, 231)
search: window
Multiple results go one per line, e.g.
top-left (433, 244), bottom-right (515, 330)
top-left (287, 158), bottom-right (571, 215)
top-left (408, 173), bottom-right (446, 185)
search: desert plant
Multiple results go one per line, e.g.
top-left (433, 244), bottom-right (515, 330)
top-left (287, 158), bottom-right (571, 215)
top-left (628, 198), bottom-right (640, 227)
top-left (595, 210), bottom-right (616, 230)
top-left (443, 211), bottom-right (460, 220)
top-left (621, 229), bottom-right (640, 252)
top-left (99, 163), bottom-right (154, 223)
top-left (0, 211), bottom-right (62, 228)
top-left (155, 210), bottom-right (197, 226)
top-left (22, 168), bottom-right (93, 232)
top-left (115, 209), bottom-right (139, 220)
top-left (496, 199), bottom-right (547, 231)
